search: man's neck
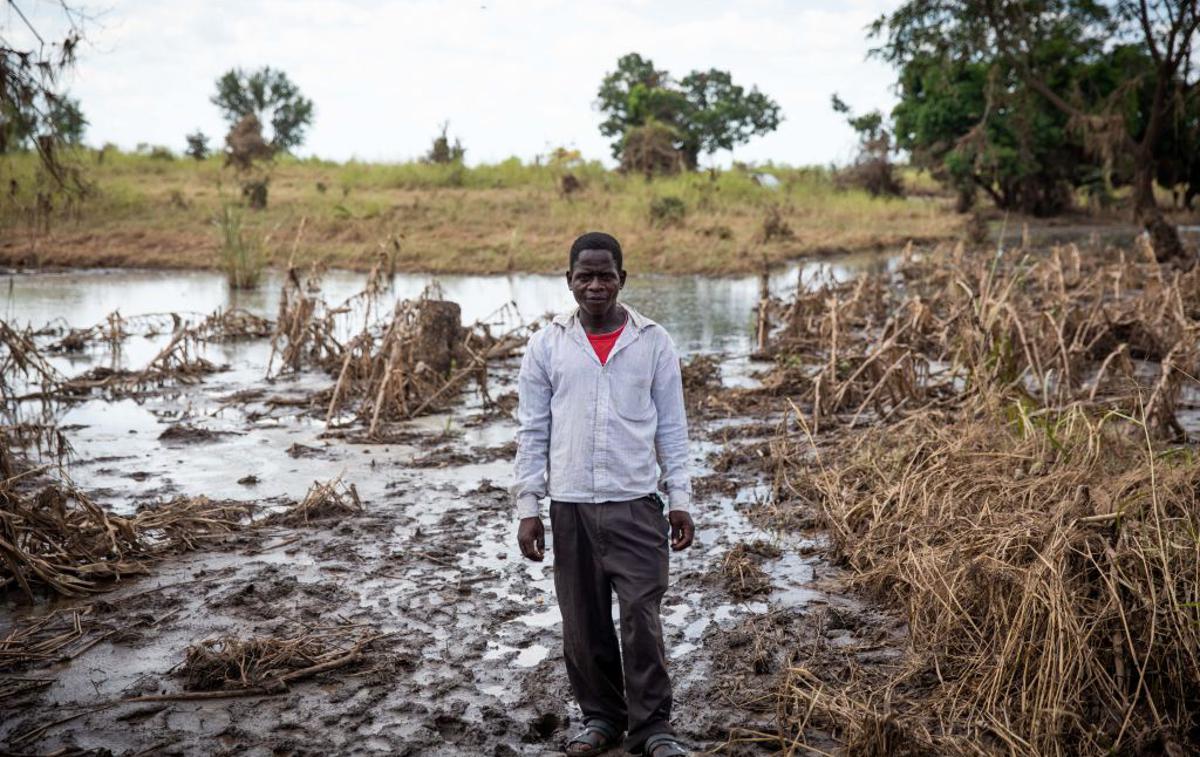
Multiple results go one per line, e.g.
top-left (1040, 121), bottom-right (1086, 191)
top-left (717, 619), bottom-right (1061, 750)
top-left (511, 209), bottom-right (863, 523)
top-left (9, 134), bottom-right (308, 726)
top-left (578, 303), bottom-right (627, 335)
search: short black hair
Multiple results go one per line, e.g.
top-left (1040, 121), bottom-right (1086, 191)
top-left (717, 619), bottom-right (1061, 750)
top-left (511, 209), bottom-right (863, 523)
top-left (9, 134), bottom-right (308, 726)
top-left (569, 231), bottom-right (623, 272)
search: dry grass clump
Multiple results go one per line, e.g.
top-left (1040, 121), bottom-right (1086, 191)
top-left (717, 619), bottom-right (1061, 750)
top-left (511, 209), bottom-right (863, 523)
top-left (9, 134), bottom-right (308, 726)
top-left (779, 407), bottom-right (1200, 755)
top-left (0, 321), bottom-right (64, 402)
top-left (0, 480), bottom-right (254, 599)
top-left (179, 626), bottom-right (373, 694)
top-left (681, 353), bottom-right (722, 392)
top-left (265, 476), bottom-right (362, 526)
top-left (760, 242), bottom-right (1200, 754)
top-left (195, 308), bottom-right (273, 341)
top-left (721, 541), bottom-right (778, 600)
top-left (0, 606), bottom-right (91, 672)
top-left (761, 242), bottom-right (1199, 439)
top-left (6, 307), bottom-right (272, 402)
top-left (267, 265), bottom-right (345, 375)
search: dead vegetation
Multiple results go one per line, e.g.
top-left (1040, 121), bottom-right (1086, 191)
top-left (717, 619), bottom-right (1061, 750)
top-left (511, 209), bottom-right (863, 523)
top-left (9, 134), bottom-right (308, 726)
top-left (750, 241), bottom-right (1200, 754)
top-left (262, 475), bottom-right (362, 526)
top-left (0, 469), bottom-right (379, 601)
top-left (720, 541), bottom-right (780, 600)
top-left (0, 480), bottom-right (254, 598)
top-left (265, 264), bottom-right (535, 435)
top-left (179, 626), bottom-right (372, 694)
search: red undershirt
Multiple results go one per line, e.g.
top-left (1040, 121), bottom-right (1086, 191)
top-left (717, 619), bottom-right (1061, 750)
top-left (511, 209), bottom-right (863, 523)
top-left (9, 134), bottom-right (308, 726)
top-left (586, 321), bottom-right (626, 365)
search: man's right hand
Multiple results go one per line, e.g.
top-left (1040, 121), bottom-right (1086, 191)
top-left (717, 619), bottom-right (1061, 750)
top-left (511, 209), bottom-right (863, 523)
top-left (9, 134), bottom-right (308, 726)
top-left (517, 517), bottom-right (545, 561)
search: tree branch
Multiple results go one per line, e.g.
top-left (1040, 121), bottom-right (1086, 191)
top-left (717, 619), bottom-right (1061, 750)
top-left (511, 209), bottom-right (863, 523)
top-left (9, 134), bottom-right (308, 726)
top-left (1138, 0), bottom-right (1164, 66)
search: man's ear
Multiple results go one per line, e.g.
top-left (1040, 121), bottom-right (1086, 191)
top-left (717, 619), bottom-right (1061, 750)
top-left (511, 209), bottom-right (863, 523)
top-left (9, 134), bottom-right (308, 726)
top-left (564, 270), bottom-right (572, 287)
top-left (619, 269), bottom-right (627, 289)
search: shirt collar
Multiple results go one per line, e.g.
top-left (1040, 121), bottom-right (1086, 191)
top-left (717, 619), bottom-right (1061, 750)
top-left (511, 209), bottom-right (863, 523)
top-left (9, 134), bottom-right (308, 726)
top-left (552, 303), bottom-right (654, 332)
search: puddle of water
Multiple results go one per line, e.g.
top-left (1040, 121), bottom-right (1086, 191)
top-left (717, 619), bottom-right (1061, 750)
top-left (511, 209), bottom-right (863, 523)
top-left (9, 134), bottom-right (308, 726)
top-left (514, 644), bottom-right (549, 668)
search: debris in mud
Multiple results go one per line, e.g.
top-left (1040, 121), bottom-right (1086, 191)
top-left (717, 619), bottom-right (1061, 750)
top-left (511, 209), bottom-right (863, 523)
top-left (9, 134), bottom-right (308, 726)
top-left (178, 626), bottom-right (374, 694)
top-left (157, 424), bottom-right (234, 443)
top-left (719, 541), bottom-right (778, 599)
top-left (409, 445), bottom-right (474, 468)
top-left (469, 440), bottom-right (517, 463)
top-left (693, 472), bottom-right (740, 500)
top-left (681, 353), bottom-right (721, 392)
top-left (0, 466), bottom-right (364, 598)
top-left (264, 267), bottom-right (536, 433)
top-left (263, 475), bottom-right (362, 526)
top-left (236, 474), bottom-right (260, 486)
top-left (0, 319), bottom-right (64, 401)
top-left (285, 441), bottom-right (324, 458)
top-left (195, 308), bottom-right (273, 341)
top-left (0, 605), bottom-right (93, 673)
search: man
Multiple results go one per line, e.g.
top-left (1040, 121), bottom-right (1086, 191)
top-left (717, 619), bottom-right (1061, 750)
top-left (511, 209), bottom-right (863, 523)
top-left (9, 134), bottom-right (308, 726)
top-left (514, 231), bottom-right (695, 757)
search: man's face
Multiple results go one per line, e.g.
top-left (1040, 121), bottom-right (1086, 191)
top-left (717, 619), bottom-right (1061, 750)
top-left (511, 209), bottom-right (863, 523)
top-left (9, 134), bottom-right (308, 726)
top-left (566, 248), bottom-right (626, 317)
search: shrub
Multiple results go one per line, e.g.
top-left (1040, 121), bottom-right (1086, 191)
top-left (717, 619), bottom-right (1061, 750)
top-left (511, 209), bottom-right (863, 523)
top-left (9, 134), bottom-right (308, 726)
top-left (648, 195), bottom-right (687, 227)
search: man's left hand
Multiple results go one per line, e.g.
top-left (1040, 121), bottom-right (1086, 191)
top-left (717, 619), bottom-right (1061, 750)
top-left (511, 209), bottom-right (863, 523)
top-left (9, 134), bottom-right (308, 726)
top-left (668, 510), bottom-right (694, 551)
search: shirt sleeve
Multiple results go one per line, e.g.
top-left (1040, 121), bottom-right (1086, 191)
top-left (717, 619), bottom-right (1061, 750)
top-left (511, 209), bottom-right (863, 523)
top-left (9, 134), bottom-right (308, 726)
top-left (650, 331), bottom-right (692, 513)
top-left (512, 332), bottom-right (552, 519)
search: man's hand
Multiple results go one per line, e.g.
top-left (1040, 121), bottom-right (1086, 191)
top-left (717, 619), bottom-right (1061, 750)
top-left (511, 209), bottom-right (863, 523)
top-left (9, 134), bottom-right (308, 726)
top-left (517, 516), bottom-right (545, 561)
top-left (668, 510), bottom-right (694, 551)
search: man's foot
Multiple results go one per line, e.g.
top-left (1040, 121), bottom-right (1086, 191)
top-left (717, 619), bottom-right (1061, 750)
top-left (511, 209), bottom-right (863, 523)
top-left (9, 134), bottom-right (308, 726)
top-left (643, 733), bottom-right (689, 756)
top-left (565, 719), bottom-right (622, 755)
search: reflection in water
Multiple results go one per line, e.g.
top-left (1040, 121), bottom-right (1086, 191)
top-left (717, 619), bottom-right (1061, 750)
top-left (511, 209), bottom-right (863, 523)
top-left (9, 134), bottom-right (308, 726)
top-left (2, 252), bottom-right (890, 358)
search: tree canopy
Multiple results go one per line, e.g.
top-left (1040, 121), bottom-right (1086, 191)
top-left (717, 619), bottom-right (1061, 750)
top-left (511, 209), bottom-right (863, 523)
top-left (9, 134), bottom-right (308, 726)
top-left (596, 53), bottom-right (782, 170)
top-left (873, 0), bottom-right (1200, 260)
top-left (211, 67), bottom-right (314, 153)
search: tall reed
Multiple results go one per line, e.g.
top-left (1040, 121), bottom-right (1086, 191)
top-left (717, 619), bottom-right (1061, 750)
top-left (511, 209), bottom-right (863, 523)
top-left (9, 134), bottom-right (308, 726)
top-left (214, 203), bottom-right (265, 289)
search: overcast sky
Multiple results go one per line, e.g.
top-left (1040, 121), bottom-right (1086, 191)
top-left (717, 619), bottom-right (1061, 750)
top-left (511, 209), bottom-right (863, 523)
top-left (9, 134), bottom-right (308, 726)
top-left (14, 0), bottom-right (904, 167)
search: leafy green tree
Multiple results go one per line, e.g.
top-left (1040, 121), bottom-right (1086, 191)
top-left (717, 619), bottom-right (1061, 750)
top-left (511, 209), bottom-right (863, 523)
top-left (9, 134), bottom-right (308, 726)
top-left (211, 67), bottom-right (314, 153)
top-left (889, 52), bottom-right (1094, 214)
top-left (872, 0), bottom-right (1200, 261)
top-left (597, 53), bottom-right (673, 155)
top-left (596, 53), bottom-right (782, 170)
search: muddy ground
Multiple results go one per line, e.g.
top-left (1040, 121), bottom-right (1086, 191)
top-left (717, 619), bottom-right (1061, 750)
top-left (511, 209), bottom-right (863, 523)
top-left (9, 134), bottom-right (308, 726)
top-left (1, 272), bottom-right (905, 756)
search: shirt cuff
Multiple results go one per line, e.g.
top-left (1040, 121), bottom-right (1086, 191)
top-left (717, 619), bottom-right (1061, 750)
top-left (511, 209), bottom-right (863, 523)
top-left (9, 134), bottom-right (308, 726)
top-left (666, 489), bottom-right (691, 513)
top-left (515, 494), bottom-right (542, 519)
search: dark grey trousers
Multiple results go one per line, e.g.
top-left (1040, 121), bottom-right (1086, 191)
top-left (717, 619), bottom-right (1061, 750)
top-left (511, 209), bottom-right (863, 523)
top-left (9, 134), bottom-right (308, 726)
top-left (550, 497), bottom-right (674, 752)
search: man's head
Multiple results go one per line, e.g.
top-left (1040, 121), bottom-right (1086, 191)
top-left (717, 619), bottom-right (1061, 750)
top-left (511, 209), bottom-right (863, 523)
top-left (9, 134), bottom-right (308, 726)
top-left (566, 231), bottom-right (626, 317)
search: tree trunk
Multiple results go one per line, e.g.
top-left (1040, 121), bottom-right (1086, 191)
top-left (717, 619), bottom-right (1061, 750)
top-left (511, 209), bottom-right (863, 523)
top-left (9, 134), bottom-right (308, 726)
top-left (1132, 155), bottom-right (1188, 264)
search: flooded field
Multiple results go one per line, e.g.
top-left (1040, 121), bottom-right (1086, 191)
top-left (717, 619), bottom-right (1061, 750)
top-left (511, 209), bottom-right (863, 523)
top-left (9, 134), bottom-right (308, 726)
top-left (9, 236), bottom-right (1194, 755)
top-left (0, 255), bottom-right (895, 755)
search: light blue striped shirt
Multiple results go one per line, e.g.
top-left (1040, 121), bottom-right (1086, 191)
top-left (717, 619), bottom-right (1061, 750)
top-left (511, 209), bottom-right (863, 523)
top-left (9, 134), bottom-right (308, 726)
top-left (513, 304), bottom-right (692, 519)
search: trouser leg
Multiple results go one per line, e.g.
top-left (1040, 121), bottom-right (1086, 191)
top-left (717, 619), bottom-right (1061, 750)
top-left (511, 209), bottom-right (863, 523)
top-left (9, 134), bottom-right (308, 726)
top-left (550, 500), bottom-right (628, 730)
top-left (605, 497), bottom-right (674, 752)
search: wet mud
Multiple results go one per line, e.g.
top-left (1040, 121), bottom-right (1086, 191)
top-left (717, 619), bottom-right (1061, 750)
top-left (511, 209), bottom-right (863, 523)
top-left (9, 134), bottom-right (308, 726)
top-left (1, 265), bottom-right (904, 755)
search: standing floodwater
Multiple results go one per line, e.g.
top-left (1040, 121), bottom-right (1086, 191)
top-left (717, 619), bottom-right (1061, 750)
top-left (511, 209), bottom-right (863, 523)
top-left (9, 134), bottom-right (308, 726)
top-left (0, 256), bottom-right (887, 756)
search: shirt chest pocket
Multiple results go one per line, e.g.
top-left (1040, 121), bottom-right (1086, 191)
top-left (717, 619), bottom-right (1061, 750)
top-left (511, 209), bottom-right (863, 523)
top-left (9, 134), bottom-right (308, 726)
top-left (609, 355), bottom-right (655, 421)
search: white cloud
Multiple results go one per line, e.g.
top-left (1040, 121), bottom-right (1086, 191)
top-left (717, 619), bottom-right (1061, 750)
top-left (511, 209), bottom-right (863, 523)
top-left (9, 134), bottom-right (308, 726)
top-left (24, 0), bottom-right (905, 166)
